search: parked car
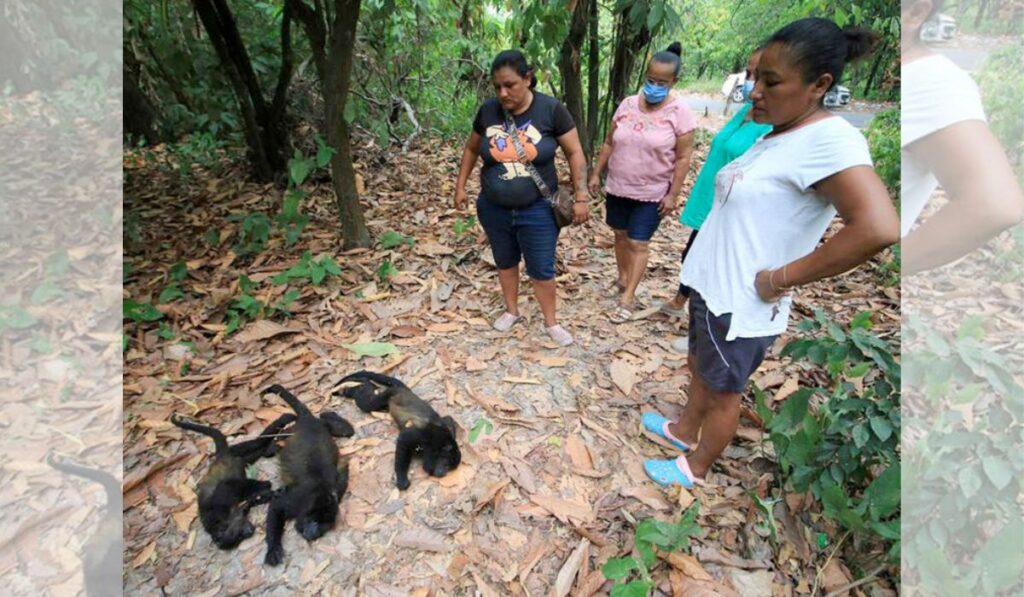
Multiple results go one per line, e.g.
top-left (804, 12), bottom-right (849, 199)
top-left (824, 85), bottom-right (852, 108)
top-left (921, 13), bottom-right (957, 43)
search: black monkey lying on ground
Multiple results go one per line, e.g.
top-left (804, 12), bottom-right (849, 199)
top-left (337, 371), bottom-right (461, 490)
top-left (171, 412), bottom-right (296, 549)
top-left (262, 384), bottom-right (354, 566)
top-left (46, 454), bottom-right (123, 597)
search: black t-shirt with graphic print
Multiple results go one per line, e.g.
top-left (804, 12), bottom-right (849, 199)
top-left (472, 92), bottom-right (575, 208)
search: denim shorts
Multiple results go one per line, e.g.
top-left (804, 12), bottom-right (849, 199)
top-left (605, 193), bottom-right (663, 241)
top-left (476, 195), bottom-right (559, 280)
top-left (689, 290), bottom-right (777, 394)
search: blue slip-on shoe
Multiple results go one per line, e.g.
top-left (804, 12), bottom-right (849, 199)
top-left (641, 412), bottom-right (691, 452)
top-left (644, 456), bottom-right (701, 488)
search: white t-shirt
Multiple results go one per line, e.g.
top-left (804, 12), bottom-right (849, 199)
top-left (680, 116), bottom-right (873, 340)
top-left (901, 54), bottom-right (986, 237)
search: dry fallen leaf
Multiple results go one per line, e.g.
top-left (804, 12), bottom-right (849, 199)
top-left (565, 435), bottom-right (594, 469)
top-left (465, 356), bottom-right (487, 372)
top-left (554, 538), bottom-right (590, 597)
top-left (774, 375), bottom-right (800, 402)
top-left (610, 359), bottom-right (637, 395)
top-left (621, 485), bottom-right (671, 510)
top-left (232, 320), bottom-right (300, 344)
top-left (132, 541), bottom-right (157, 568)
top-left (393, 527), bottom-right (451, 553)
top-left (529, 494), bottom-right (596, 524)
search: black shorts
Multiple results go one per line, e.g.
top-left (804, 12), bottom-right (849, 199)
top-left (688, 290), bottom-right (777, 394)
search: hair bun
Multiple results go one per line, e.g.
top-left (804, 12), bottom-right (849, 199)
top-left (666, 41), bottom-right (682, 57)
top-left (842, 27), bottom-right (879, 62)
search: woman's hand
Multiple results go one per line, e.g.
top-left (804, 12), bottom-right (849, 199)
top-left (587, 175), bottom-right (601, 197)
top-left (658, 194), bottom-right (677, 217)
top-left (454, 186), bottom-right (467, 211)
top-left (573, 195), bottom-right (590, 225)
top-left (754, 269), bottom-right (789, 303)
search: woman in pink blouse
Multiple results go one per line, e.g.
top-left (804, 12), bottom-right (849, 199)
top-left (589, 42), bottom-right (697, 323)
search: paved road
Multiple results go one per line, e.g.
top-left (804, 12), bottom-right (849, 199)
top-left (935, 46), bottom-right (991, 72)
top-left (681, 96), bottom-right (877, 129)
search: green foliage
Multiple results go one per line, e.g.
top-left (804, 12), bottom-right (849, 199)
top-left (123, 299), bottom-right (164, 323)
top-left (901, 313), bottom-right (1024, 593)
top-left (378, 230), bottom-right (415, 250)
top-left (865, 108), bottom-right (900, 200)
top-left (975, 46), bottom-right (1023, 179)
top-left (602, 505), bottom-right (700, 595)
top-left (468, 417), bottom-right (493, 443)
top-left (159, 260), bottom-right (189, 304)
top-left (271, 251), bottom-right (342, 286)
top-left (452, 216), bottom-right (477, 239)
top-left (0, 305), bottom-right (39, 332)
top-left (758, 310), bottom-right (900, 557)
top-left (377, 260), bottom-right (399, 284)
top-left (231, 213), bottom-right (273, 257)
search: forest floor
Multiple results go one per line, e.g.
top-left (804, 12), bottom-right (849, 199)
top-left (121, 118), bottom-right (902, 597)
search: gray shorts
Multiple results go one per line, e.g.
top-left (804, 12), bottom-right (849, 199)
top-left (689, 291), bottom-right (777, 394)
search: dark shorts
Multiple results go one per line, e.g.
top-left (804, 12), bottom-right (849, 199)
top-left (476, 195), bottom-right (559, 281)
top-left (678, 228), bottom-right (699, 297)
top-left (605, 193), bottom-right (663, 241)
top-left (689, 290), bottom-right (777, 394)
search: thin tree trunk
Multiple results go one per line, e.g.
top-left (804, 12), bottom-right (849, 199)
top-left (558, 0), bottom-right (590, 161)
top-left (586, 0), bottom-right (599, 156)
top-left (291, 0), bottom-right (370, 248)
top-left (861, 41), bottom-right (886, 98)
top-left (124, 46), bottom-right (164, 144)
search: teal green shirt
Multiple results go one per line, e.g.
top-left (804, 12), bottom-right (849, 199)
top-left (680, 103), bottom-right (772, 229)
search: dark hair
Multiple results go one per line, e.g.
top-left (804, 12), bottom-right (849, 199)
top-left (766, 17), bottom-right (879, 90)
top-left (491, 49), bottom-right (536, 89)
top-left (650, 42), bottom-right (682, 77)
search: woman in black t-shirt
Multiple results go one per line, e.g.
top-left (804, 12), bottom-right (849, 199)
top-left (454, 50), bottom-right (590, 346)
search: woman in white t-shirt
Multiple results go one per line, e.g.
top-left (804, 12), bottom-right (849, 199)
top-left (900, 0), bottom-right (1023, 273)
top-left (640, 17), bottom-right (900, 488)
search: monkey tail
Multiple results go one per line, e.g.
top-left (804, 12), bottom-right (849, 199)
top-left (46, 453), bottom-right (122, 509)
top-left (339, 370), bottom-right (409, 390)
top-left (171, 413), bottom-right (230, 455)
top-left (264, 384), bottom-right (313, 418)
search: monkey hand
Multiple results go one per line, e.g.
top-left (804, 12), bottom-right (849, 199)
top-left (265, 545), bottom-right (284, 567)
top-left (396, 476), bottom-right (411, 491)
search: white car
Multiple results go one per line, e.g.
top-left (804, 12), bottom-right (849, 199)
top-left (824, 85), bottom-right (852, 108)
top-left (921, 14), bottom-right (957, 43)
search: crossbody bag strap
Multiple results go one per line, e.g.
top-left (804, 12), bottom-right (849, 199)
top-left (503, 109), bottom-right (554, 202)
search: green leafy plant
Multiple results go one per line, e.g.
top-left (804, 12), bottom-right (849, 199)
top-left (468, 417), bottom-right (493, 443)
top-left (452, 216), bottom-right (477, 239)
top-left (271, 251), bottom-right (341, 286)
top-left (755, 310), bottom-right (900, 558)
top-left (376, 260), bottom-right (399, 285)
top-left (602, 505), bottom-right (701, 596)
top-left (123, 299), bottom-right (165, 323)
top-left (159, 260), bottom-right (189, 303)
top-left (225, 275), bottom-right (263, 334)
top-left (865, 108), bottom-right (900, 200)
top-left (0, 305), bottom-right (38, 332)
top-left (378, 230), bottom-right (415, 250)
top-left (231, 213), bottom-right (272, 256)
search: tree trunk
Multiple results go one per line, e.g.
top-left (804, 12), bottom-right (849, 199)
top-left (192, 0), bottom-right (289, 181)
top-left (586, 0), bottom-right (599, 155)
top-left (124, 47), bottom-right (163, 144)
top-left (603, 9), bottom-right (650, 133)
top-left (291, 0), bottom-right (370, 249)
top-left (558, 0), bottom-right (590, 161)
top-left (975, 0), bottom-right (989, 29)
top-left (861, 41), bottom-right (886, 98)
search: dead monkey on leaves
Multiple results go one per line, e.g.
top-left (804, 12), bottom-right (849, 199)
top-left (46, 454), bottom-right (123, 597)
top-left (171, 412), bottom-right (295, 549)
top-left (263, 384), bottom-right (354, 566)
top-left (337, 371), bottom-right (461, 490)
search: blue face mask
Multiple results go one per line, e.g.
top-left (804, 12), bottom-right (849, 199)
top-left (742, 80), bottom-right (754, 102)
top-left (642, 81), bottom-right (669, 104)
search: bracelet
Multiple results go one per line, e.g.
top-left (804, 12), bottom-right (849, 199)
top-left (574, 200), bottom-right (588, 204)
top-left (768, 269), bottom-right (780, 292)
top-left (781, 264), bottom-right (791, 289)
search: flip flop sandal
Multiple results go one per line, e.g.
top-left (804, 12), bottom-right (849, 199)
top-left (609, 305), bottom-right (634, 324)
top-left (545, 324), bottom-right (574, 346)
top-left (640, 412), bottom-right (691, 452)
top-left (644, 456), bottom-right (704, 489)
top-left (658, 301), bottom-right (688, 318)
top-left (492, 312), bottom-right (520, 332)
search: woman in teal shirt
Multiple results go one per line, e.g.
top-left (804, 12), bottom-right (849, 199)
top-left (660, 46), bottom-right (772, 351)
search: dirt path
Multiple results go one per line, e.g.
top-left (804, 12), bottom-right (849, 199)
top-left (122, 127), bottom-right (899, 595)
